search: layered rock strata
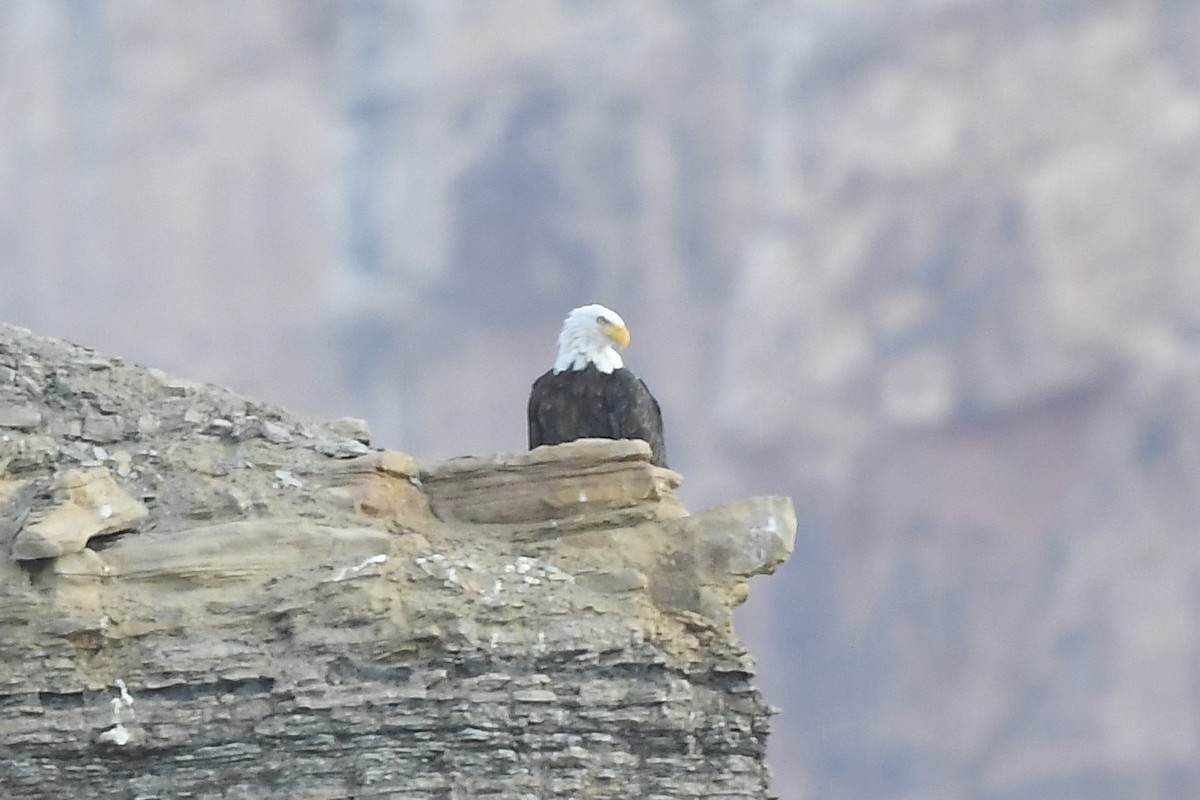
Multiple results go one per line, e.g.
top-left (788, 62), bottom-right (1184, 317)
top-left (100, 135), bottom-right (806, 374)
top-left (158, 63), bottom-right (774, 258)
top-left (0, 323), bottom-right (794, 799)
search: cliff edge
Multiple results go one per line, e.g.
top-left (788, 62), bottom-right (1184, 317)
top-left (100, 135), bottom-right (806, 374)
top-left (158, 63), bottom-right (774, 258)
top-left (0, 323), bottom-right (795, 799)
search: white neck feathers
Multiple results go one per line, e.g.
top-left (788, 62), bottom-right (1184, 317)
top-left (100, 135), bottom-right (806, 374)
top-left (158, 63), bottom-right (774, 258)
top-left (551, 305), bottom-right (627, 375)
top-left (553, 341), bottom-right (623, 374)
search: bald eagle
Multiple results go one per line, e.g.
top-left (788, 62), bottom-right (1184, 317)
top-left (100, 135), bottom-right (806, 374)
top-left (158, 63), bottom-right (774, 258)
top-left (528, 304), bottom-right (668, 467)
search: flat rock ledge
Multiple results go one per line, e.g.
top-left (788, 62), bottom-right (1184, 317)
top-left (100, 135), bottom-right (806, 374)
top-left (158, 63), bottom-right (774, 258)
top-left (0, 322), bottom-right (796, 800)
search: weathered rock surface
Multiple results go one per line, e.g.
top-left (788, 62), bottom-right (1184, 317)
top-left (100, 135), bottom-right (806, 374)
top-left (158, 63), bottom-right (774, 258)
top-left (11, 467), bottom-right (149, 560)
top-left (421, 439), bottom-right (686, 529)
top-left (0, 323), bottom-right (794, 799)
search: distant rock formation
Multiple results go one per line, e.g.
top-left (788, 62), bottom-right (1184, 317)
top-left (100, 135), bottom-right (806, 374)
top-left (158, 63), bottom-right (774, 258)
top-left (0, 323), bottom-right (794, 799)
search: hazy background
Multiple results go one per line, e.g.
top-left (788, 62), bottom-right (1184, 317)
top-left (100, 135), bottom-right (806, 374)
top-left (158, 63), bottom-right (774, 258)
top-left (5, 2), bottom-right (1200, 798)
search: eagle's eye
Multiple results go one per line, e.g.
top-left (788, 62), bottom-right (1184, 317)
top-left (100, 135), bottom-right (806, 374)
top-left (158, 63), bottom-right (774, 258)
top-left (596, 315), bottom-right (610, 326)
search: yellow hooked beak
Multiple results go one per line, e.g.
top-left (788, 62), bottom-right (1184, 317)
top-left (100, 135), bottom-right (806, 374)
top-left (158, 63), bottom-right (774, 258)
top-left (603, 323), bottom-right (630, 349)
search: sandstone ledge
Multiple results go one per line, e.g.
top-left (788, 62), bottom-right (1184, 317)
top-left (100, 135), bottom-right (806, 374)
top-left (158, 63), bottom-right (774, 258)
top-left (0, 323), bottom-right (795, 799)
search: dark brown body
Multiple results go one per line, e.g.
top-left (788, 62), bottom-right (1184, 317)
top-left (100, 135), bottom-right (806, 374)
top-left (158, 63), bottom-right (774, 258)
top-left (528, 365), bottom-right (668, 468)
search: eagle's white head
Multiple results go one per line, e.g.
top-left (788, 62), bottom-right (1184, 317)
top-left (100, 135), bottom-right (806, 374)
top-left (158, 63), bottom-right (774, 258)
top-left (553, 304), bottom-right (630, 374)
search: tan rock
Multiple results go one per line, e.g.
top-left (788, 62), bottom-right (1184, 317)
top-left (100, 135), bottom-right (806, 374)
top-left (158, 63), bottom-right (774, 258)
top-left (52, 548), bottom-right (111, 578)
top-left (322, 449), bottom-right (431, 529)
top-left (99, 519), bottom-right (393, 584)
top-left (575, 567), bottom-right (649, 593)
top-left (672, 495), bottom-right (797, 579)
top-left (421, 439), bottom-right (685, 526)
top-left (562, 495), bottom-right (797, 628)
top-left (0, 477), bottom-right (22, 507)
top-left (10, 468), bottom-right (148, 560)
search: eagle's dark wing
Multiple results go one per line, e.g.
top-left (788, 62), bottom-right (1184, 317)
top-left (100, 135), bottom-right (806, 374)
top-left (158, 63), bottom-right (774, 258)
top-left (527, 369), bottom-right (554, 450)
top-left (604, 369), bottom-right (668, 468)
top-left (529, 368), bottom-right (603, 450)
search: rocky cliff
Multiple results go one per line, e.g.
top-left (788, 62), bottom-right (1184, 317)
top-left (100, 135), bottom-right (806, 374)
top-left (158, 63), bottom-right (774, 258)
top-left (0, 323), bottom-right (795, 799)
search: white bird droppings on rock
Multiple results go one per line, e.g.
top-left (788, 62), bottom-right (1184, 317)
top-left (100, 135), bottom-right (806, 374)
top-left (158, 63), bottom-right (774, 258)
top-left (331, 553), bottom-right (388, 582)
top-left (273, 470), bottom-right (303, 489)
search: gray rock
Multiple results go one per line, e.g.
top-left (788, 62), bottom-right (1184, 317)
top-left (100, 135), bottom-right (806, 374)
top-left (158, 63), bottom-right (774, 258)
top-left (81, 414), bottom-right (124, 443)
top-left (313, 438), bottom-right (371, 458)
top-left (327, 416), bottom-right (371, 444)
top-left (258, 419), bottom-right (293, 444)
top-left (0, 405), bottom-right (42, 429)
